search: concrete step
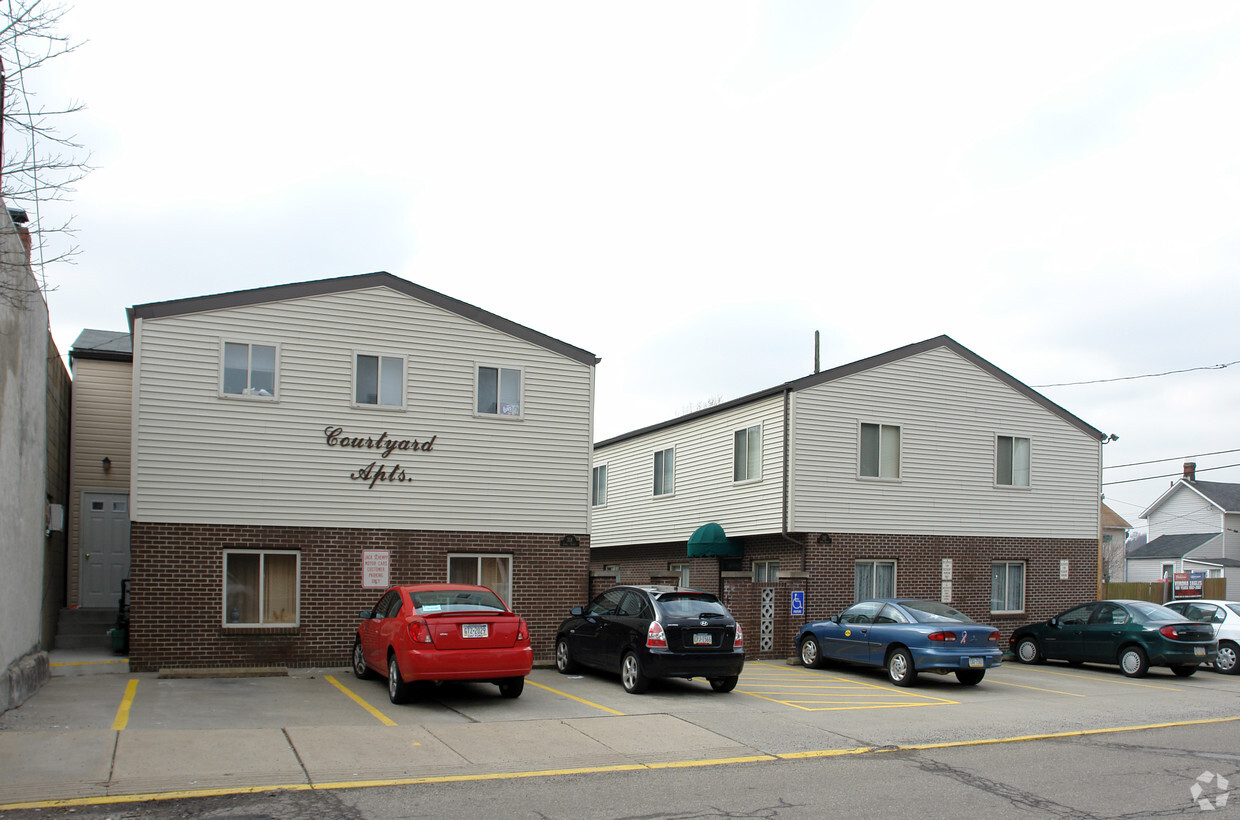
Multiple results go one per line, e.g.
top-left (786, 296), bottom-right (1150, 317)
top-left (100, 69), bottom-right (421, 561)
top-left (54, 608), bottom-right (119, 651)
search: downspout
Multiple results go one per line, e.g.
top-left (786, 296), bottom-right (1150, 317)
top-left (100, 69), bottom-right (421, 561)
top-left (780, 385), bottom-right (806, 571)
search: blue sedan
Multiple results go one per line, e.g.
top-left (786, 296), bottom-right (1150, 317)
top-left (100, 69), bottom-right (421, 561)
top-left (796, 599), bottom-right (1003, 686)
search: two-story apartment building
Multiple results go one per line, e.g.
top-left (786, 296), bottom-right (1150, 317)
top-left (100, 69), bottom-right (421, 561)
top-left (590, 336), bottom-right (1106, 657)
top-left (125, 272), bottom-right (598, 671)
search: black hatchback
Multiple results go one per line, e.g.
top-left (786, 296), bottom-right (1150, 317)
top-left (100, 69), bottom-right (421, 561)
top-left (554, 585), bottom-right (745, 693)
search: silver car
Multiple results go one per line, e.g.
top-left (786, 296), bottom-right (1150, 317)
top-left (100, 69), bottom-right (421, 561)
top-left (1164, 599), bottom-right (1240, 675)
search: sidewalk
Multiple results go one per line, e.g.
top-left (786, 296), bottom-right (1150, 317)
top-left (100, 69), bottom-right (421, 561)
top-left (47, 647), bottom-right (130, 678)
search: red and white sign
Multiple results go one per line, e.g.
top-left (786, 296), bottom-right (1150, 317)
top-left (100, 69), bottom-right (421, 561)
top-left (362, 550), bottom-right (391, 589)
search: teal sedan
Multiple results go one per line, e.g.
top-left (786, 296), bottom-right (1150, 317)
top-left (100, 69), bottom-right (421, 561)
top-left (1010, 599), bottom-right (1217, 678)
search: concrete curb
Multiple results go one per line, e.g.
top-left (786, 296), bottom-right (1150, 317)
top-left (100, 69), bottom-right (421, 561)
top-left (1, 650), bottom-right (49, 715)
top-left (157, 666), bottom-right (289, 679)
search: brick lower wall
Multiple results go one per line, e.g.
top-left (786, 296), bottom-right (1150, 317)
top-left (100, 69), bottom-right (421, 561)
top-left (129, 522), bottom-right (588, 673)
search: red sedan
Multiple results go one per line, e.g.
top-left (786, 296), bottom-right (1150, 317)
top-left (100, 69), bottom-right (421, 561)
top-left (353, 584), bottom-right (533, 703)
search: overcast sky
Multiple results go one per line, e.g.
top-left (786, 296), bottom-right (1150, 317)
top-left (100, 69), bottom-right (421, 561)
top-left (21, 1), bottom-right (1240, 533)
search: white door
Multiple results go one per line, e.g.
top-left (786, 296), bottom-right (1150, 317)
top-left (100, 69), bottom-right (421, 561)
top-left (81, 492), bottom-right (131, 608)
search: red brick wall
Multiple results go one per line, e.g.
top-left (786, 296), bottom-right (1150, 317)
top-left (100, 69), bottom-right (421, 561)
top-left (129, 522), bottom-right (588, 672)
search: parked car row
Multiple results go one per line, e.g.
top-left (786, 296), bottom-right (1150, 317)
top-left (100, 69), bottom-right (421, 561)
top-left (350, 583), bottom-right (1236, 705)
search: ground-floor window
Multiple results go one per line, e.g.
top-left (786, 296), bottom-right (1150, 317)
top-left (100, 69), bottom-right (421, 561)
top-left (754, 560), bottom-right (779, 583)
top-left (991, 561), bottom-right (1025, 613)
top-left (855, 559), bottom-right (895, 600)
top-left (669, 563), bottom-right (690, 586)
top-left (449, 553), bottom-right (512, 604)
top-left (224, 550), bottom-right (299, 626)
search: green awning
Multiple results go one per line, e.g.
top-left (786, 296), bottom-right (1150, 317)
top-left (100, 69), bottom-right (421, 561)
top-left (687, 522), bottom-right (742, 558)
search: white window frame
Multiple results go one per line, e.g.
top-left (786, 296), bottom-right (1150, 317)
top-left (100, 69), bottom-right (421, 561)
top-left (447, 553), bottom-right (513, 605)
top-left (855, 559), bottom-right (896, 599)
top-left (653, 447), bottom-right (675, 497)
top-left (353, 351), bottom-right (406, 409)
top-left (222, 549), bottom-right (300, 628)
top-left (858, 422), bottom-right (901, 480)
top-left (996, 435), bottom-right (1032, 487)
top-left (991, 560), bottom-right (1026, 614)
top-left (753, 560), bottom-right (780, 583)
top-left (474, 363), bottom-right (524, 419)
top-left (220, 340), bottom-right (279, 401)
top-left (591, 464), bottom-right (608, 507)
top-left (733, 424), bottom-right (762, 484)
top-left (669, 563), bottom-right (690, 586)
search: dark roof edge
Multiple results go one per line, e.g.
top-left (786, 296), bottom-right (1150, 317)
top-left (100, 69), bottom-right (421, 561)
top-left (69, 348), bottom-right (133, 364)
top-left (595, 335), bottom-right (1104, 449)
top-left (127, 272), bottom-right (600, 367)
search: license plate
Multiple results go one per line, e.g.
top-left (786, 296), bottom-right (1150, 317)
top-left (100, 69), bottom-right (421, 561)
top-left (968, 657), bottom-right (984, 668)
top-left (462, 624), bottom-right (488, 639)
top-left (1195, 646), bottom-right (1206, 656)
top-left (693, 633), bottom-right (712, 646)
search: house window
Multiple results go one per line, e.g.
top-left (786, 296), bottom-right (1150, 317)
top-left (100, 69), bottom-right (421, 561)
top-left (448, 554), bottom-right (512, 605)
top-left (855, 560), bottom-right (895, 600)
top-left (476, 365), bottom-right (522, 417)
top-left (592, 464), bottom-right (608, 507)
top-left (991, 561), bottom-right (1025, 613)
top-left (224, 550), bottom-right (299, 626)
top-left (653, 447), bottom-right (675, 496)
top-left (754, 560), bottom-right (779, 583)
top-left (859, 423), bottom-right (900, 479)
top-left (733, 424), bottom-right (762, 482)
top-left (669, 563), bottom-right (690, 586)
top-left (222, 341), bottom-right (277, 399)
top-left (355, 353), bottom-right (404, 408)
top-left (996, 436), bottom-right (1031, 486)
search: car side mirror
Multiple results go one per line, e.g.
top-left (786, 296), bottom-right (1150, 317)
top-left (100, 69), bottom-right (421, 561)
top-left (1049, 617), bottom-right (1059, 628)
top-left (359, 610), bottom-right (374, 620)
top-left (831, 615), bottom-right (840, 623)
top-left (571, 606), bottom-right (584, 617)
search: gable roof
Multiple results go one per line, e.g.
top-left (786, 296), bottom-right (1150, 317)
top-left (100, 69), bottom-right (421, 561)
top-left (1101, 503), bottom-right (1133, 530)
top-left (596, 335), bottom-right (1104, 448)
top-left (1140, 478), bottom-right (1240, 520)
top-left (127, 271), bottom-right (600, 367)
top-left (1127, 533), bottom-right (1220, 559)
top-left (69, 329), bottom-right (133, 364)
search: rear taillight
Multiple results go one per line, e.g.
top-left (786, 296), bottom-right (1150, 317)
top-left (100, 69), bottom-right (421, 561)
top-left (408, 619), bottom-right (432, 644)
top-left (646, 621), bottom-right (668, 648)
top-left (734, 622), bottom-right (744, 648)
top-left (517, 618), bottom-right (529, 642)
top-left (988, 631), bottom-right (999, 642)
top-left (1160, 625), bottom-right (1182, 640)
top-left (928, 631), bottom-right (959, 642)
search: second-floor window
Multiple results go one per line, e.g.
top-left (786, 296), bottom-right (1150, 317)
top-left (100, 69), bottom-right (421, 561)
top-left (733, 424), bottom-right (761, 482)
top-left (654, 447), bottom-right (675, 496)
top-left (477, 365), bottom-right (522, 417)
top-left (996, 435), bottom-right (1031, 486)
top-left (222, 341), bottom-right (277, 399)
top-left (591, 464), bottom-right (608, 507)
top-left (860, 422), bottom-right (900, 479)
top-left (355, 353), bottom-right (404, 408)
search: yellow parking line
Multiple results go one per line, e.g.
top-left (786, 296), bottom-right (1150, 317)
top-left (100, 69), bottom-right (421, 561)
top-left (525, 679), bottom-right (625, 716)
top-left (325, 675), bottom-right (398, 726)
top-left (1018, 667), bottom-right (1185, 691)
top-left (110, 679), bottom-right (138, 731)
top-left (990, 679), bottom-right (1086, 697)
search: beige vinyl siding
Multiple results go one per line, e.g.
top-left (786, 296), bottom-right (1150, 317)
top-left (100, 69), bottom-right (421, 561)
top-left (1147, 486), bottom-right (1222, 542)
top-left (1225, 513), bottom-right (1240, 561)
top-left (790, 346), bottom-right (1100, 539)
top-left (131, 286), bottom-right (593, 532)
top-left (591, 395), bottom-right (785, 548)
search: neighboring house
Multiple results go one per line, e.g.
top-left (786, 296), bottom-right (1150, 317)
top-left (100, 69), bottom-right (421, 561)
top-left (591, 336), bottom-right (1106, 657)
top-left (1132, 463), bottom-right (1239, 599)
top-left (123, 272), bottom-right (598, 672)
top-left (1, 204), bottom-right (71, 713)
top-left (1100, 503), bottom-right (1133, 583)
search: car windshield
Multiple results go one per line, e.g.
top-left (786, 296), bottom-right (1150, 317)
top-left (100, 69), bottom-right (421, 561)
top-left (898, 600), bottom-right (976, 623)
top-left (410, 589), bottom-right (508, 614)
top-left (1125, 601), bottom-right (1184, 622)
top-left (657, 592), bottom-right (729, 618)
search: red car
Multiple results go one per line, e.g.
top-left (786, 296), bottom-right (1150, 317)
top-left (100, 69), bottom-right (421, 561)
top-left (353, 584), bottom-right (533, 703)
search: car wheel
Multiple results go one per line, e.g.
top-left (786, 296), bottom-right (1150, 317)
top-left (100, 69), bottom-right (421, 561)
top-left (1215, 641), bottom-right (1239, 675)
top-left (709, 676), bottom-right (738, 693)
top-left (1119, 646), bottom-right (1149, 678)
top-left (555, 638), bottom-right (579, 674)
top-left (886, 648), bottom-right (917, 687)
top-left (388, 655), bottom-right (412, 704)
top-left (498, 677), bottom-right (525, 698)
top-left (1015, 637), bottom-right (1043, 664)
top-left (800, 636), bottom-right (824, 669)
top-left (352, 639), bottom-right (373, 680)
top-left (621, 651), bottom-right (649, 694)
top-left (956, 669), bottom-right (985, 686)
top-left (1170, 665), bottom-right (1198, 678)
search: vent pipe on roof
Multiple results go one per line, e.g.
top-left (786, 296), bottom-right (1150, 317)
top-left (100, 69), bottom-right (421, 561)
top-left (814, 330), bottom-right (820, 374)
top-left (1183, 462), bottom-right (1196, 482)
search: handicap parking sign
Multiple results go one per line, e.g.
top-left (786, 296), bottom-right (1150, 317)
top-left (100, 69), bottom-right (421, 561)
top-left (790, 591), bottom-right (804, 617)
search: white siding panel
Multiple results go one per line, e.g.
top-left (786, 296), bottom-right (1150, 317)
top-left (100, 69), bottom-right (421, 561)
top-left (1147, 486), bottom-right (1222, 540)
top-left (592, 395), bottom-right (786, 547)
top-left (132, 287), bottom-right (593, 532)
top-left (791, 346), bottom-right (1100, 539)
top-left (1126, 559), bottom-right (1169, 583)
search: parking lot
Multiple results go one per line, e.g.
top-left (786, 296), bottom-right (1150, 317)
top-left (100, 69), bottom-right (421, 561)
top-left (2, 654), bottom-right (1239, 810)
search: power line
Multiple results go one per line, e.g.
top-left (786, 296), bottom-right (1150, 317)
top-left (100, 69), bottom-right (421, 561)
top-left (1104, 447), bottom-right (1240, 470)
top-left (1034, 360), bottom-right (1240, 388)
top-left (1102, 461), bottom-right (1240, 486)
